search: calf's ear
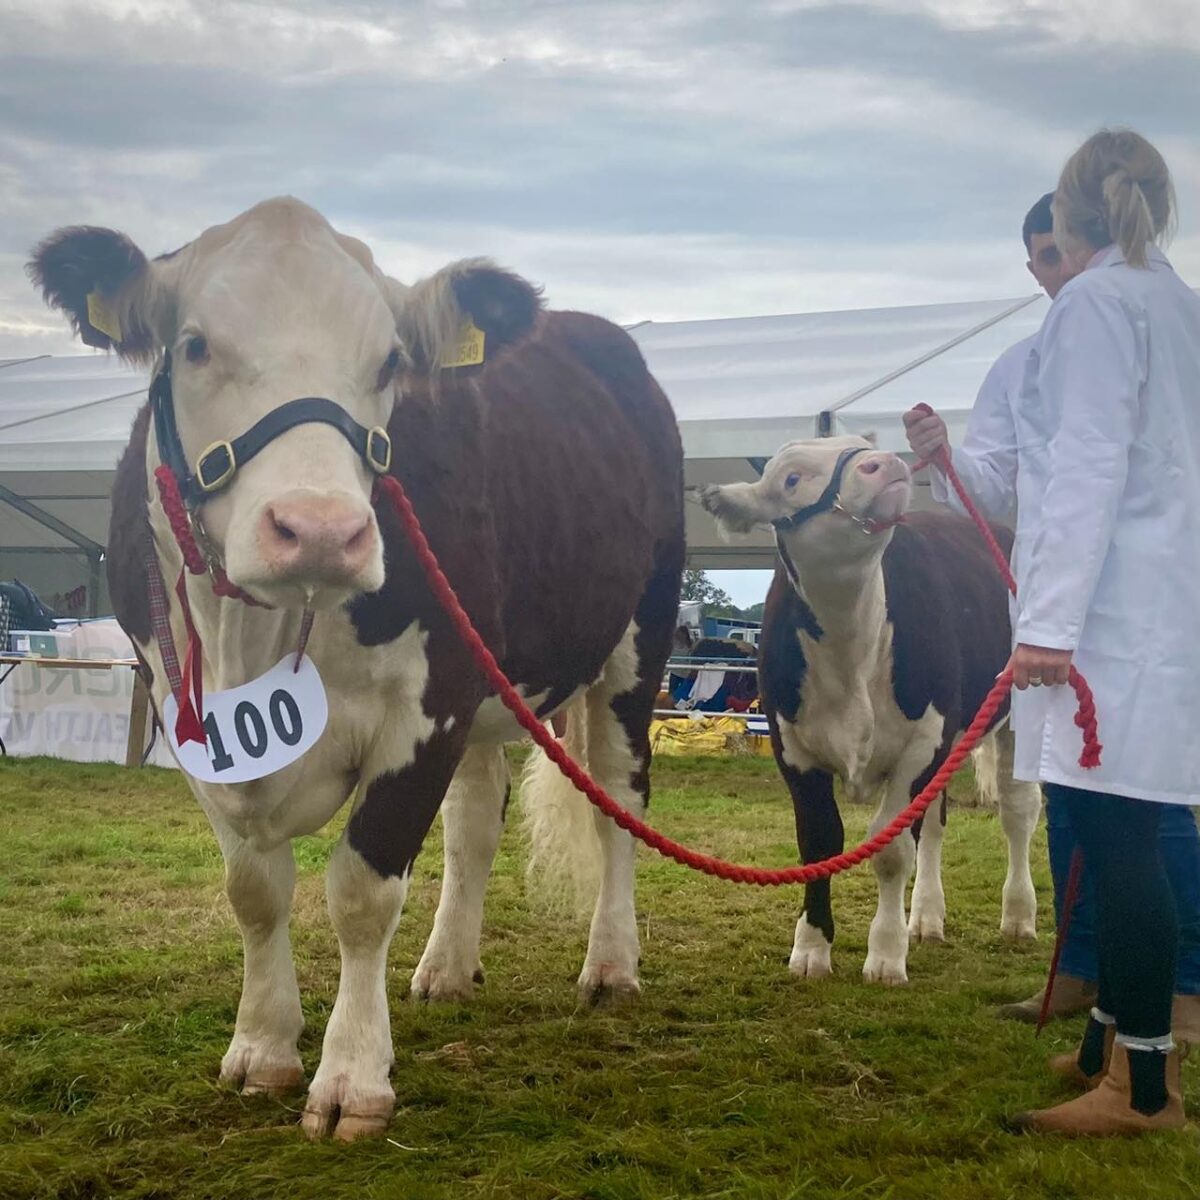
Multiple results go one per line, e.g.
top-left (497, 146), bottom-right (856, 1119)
top-left (699, 482), bottom-right (769, 537)
top-left (28, 225), bottom-right (167, 361)
top-left (386, 257), bottom-right (543, 375)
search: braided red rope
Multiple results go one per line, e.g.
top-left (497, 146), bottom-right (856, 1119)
top-left (153, 467), bottom-right (271, 607)
top-left (378, 471), bottom-right (1101, 886)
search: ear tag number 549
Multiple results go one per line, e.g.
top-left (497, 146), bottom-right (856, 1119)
top-left (164, 656), bottom-right (328, 783)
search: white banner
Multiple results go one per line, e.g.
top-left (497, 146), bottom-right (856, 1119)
top-left (0, 619), bottom-right (176, 768)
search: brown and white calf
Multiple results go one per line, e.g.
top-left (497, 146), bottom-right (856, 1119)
top-left (701, 436), bottom-right (1038, 985)
top-left (30, 198), bottom-right (684, 1139)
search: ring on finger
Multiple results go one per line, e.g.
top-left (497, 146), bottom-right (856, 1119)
top-left (1028, 676), bottom-right (1043, 687)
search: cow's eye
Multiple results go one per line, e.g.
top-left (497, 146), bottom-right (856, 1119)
top-left (376, 347), bottom-right (402, 391)
top-left (784, 472), bottom-right (802, 490)
top-left (184, 334), bottom-right (208, 364)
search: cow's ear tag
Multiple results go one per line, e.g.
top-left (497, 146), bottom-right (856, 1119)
top-left (86, 292), bottom-right (123, 343)
top-left (440, 319), bottom-right (485, 369)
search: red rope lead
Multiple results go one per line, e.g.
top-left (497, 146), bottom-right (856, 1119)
top-left (377, 473), bottom-right (1101, 887)
top-left (153, 467), bottom-right (270, 607)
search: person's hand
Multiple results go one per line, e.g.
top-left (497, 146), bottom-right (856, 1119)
top-left (1008, 643), bottom-right (1073, 690)
top-left (903, 406), bottom-right (949, 461)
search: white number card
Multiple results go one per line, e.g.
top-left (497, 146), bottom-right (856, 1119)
top-left (164, 655), bottom-right (328, 784)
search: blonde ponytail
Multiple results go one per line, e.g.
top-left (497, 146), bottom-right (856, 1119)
top-left (1055, 129), bottom-right (1175, 269)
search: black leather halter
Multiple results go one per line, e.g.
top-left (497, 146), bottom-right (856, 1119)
top-left (150, 351), bottom-right (392, 510)
top-left (771, 446), bottom-right (868, 533)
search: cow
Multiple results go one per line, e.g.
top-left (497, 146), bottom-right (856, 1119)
top-left (30, 197), bottom-right (685, 1140)
top-left (700, 435), bottom-right (1039, 985)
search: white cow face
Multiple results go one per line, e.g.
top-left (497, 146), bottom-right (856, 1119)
top-left (32, 198), bottom-right (402, 608)
top-left (700, 435), bottom-right (912, 565)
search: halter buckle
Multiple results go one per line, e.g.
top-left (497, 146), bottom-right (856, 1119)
top-left (366, 427), bottom-right (392, 475)
top-left (196, 440), bottom-right (237, 494)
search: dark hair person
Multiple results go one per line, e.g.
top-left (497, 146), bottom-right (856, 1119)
top-left (908, 129), bottom-right (1200, 1135)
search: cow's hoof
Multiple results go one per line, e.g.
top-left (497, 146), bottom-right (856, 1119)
top-left (220, 1041), bottom-right (305, 1097)
top-left (1001, 915), bottom-right (1038, 941)
top-left (301, 1076), bottom-right (394, 1142)
top-left (862, 956), bottom-right (909, 986)
top-left (788, 946), bottom-right (833, 979)
top-left (908, 914), bottom-right (946, 944)
top-left (410, 958), bottom-right (483, 1003)
top-left (578, 964), bottom-right (641, 1009)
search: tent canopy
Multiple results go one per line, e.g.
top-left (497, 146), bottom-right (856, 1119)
top-left (4, 288), bottom-right (1143, 601)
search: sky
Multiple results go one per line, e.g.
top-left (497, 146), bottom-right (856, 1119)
top-left (3, 0), bottom-right (1198, 608)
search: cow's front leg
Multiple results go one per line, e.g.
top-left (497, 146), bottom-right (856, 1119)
top-left (302, 732), bottom-right (464, 1142)
top-left (412, 744), bottom-right (509, 1001)
top-left (782, 765), bottom-right (843, 979)
top-left (207, 813), bottom-right (305, 1096)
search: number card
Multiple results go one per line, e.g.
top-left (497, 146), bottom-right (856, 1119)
top-left (164, 655), bottom-right (328, 784)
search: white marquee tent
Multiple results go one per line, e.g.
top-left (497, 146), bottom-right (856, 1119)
top-left (0, 291), bottom-right (1083, 609)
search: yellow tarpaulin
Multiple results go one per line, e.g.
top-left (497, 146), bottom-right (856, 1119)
top-left (650, 716), bottom-right (773, 757)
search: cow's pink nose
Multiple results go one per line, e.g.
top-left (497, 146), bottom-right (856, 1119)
top-left (258, 494), bottom-right (377, 584)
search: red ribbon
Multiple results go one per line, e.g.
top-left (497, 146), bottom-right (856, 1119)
top-left (173, 571), bottom-right (206, 746)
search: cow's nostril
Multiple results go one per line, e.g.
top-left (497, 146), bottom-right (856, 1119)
top-left (345, 520), bottom-right (372, 556)
top-left (272, 516), bottom-right (299, 544)
top-left (859, 460), bottom-right (881, 475)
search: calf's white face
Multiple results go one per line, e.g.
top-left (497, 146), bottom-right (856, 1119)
top-left (31, 198), bottom-right (405, 609)
top-left (701, 436), bottom-right (912, 564)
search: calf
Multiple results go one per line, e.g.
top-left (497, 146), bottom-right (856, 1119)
top-left (701, 436), bottom-right (1038, 985)
top-left (30, 198), bottom-right (684, 1139)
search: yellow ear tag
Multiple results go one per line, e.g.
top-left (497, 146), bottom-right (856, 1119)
top-left (440, 319), bottom-right (485, 369)
top-left (86, 292), bottom-right (122, 342)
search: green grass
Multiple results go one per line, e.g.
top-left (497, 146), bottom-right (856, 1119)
top-left (0, 752), bottom-right (1197, 1200)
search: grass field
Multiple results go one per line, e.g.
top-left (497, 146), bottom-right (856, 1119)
top-left (1, 752), bottom-right (1197, 1200)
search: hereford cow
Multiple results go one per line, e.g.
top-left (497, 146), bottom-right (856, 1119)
top-left (30, 198), bottom-right (684, 1140)
top-left (701, 436), bottom-right (1038, 985)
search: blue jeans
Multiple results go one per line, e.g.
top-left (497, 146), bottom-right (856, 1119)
top-left (1048, 793), bottom-right (1200, 994)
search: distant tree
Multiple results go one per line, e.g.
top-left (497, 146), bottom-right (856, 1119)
top-left (680, 569), bottom-right (733, 609)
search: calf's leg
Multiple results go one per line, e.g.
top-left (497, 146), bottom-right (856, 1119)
top-left (992, 725), bottom-right (1040, 940)
top-left (411, 744), bottom-right (509, 1001)
top-left (208, 812), bottom-right (305, 1096)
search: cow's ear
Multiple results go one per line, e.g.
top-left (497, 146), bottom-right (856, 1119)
top-left (389, 258), bottom-right (543, 375)
top-left (698, 482), bottom-right (769, 537)
top-left (28, 226), bottom-right (164, 361)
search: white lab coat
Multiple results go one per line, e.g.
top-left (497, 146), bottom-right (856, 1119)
top-left (933, 244), bottom-right (1200, 804)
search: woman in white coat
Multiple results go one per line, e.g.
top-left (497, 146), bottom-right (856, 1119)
top-left (907, 128), bottom-right (1200, 1135)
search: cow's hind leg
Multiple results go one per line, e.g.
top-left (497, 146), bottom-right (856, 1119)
top-left (908, 796), bottom-right (947, 944)
top-left (207, 813), bottom-right (305, 1096)
top-left (577, 623), bottom-right (650, 1005)
top-left (411, 744), bottom-right (509, 1001)
top-left (991, 725), bottom-right (1040, 940)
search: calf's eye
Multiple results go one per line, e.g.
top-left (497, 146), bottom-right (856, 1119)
top-left (184, 334), bottom-right (208, 364)
top-left (785, 472), bottom-right (801, 489)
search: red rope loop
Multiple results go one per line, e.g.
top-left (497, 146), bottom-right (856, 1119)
top-left (153, 466), bottom-right (270, 608)
top-left (377, 472), bottom-right (1102, 888)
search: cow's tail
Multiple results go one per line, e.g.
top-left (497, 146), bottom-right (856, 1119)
top-left (971, 726), bottom-right (1003, 811)
top-left (520, 697), bottom-right (602, 913)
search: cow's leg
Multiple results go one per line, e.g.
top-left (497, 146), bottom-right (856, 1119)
top-left (206, 812), bottom-right (305, 1096)
top-left (908, 797), bottom-right (948, 944)
top-left (782, 763), bottom-right (844, 979)
top-left (303, 733), bottom-right (464, 1141)
top-left (578, 624), bottom-right (648, 1005)
top-left (411, 744), bottom-right (509, 1001)
top-left (992, 725), bottom-right (1040, 940)
top-left (863, 755), bottom-right (937, 985)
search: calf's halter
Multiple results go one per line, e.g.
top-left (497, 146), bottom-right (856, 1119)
top-left (147, 349), bottom-right (393, 749)
top-left (150, 350), bottom-right (392, 511)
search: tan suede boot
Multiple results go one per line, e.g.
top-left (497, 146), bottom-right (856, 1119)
top-left (1010, 1044), bottom-right (1185, 1136)
top-left (1173, 994), bottom-right (1200, 1045)
top-left (1047, 1021), bottom-right (1116, 1091)
top-left (997, 974), bottom-right (1097, 1024)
